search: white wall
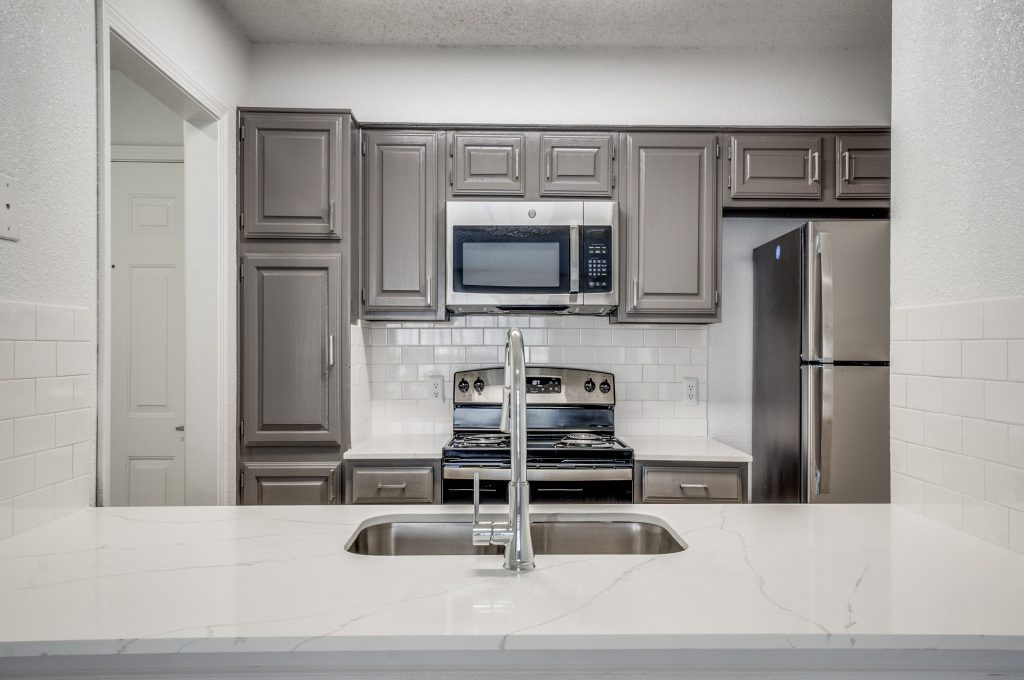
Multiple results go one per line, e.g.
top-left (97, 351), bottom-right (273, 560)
top-left (891, 1), bottom-right (1024, 308)
top-left (708, 218), bottom-right (806, 454)
top-left (110, 69), bottom-right (184, 146)
top-left (246, 44), bottom-right (891, 125)
top-left (0, 0), bottom-right (98, 537)
top-left (889, 1), bottom-right (1024, 555)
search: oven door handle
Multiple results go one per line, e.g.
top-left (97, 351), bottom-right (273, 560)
top-left (444, 467), bottom-right (632, 482)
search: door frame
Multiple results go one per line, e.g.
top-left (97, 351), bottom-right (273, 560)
top-left (97, 2), bottom-right (236, 505)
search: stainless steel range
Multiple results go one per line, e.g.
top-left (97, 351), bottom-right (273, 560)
top-left (442, 366), bottom-right (633, 504)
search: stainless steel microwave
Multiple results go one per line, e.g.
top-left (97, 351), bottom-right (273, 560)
top-left (446, 201), bottom-right (618, 315)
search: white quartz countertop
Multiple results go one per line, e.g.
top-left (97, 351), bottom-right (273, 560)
top-left (344, 434), bottom-right (450, 459)
top-left (1, 503), bottom-right (1023, 666)
top-left (344, 434), bottom-right (751, 463)
top-left (623, 435), bottom-right (752, 462)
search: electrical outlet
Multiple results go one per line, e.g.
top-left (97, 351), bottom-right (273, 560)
top-left (0, 173), bottom-right (21, 242)
top-left (682, 378), bottom-right (699, 405)
top-left (429, 374), bottom-right (445, 401)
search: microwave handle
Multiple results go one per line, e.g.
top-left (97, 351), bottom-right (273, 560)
top-left (569, 225), bottom-right (580, 294)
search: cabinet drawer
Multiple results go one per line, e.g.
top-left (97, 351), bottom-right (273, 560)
top-left (729, 134), bottom-right (822, 200)
top-left (351, 467), bottom-right (434, 504)
top-left (642, 466), bottom-right (742, 503)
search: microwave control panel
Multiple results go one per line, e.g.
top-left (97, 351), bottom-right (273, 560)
top-left (582, 225), bottom-right (613, 292)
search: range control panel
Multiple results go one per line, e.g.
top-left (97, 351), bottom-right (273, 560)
top-left (453, 366), bottom-right (615, 406)
top-left (582, 225), bottom-right (613, 292)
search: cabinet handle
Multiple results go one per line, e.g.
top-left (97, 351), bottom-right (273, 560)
top-left (329, 470), bottom-right (337, 503)
top-left (514, 148), bottom-right (520, 180)
top-left (811, 151), bottom-right (820, 183)
top-left (680, 483), bottom-right (709, 490)
top-left (632, 277), bottom-right (639, 308)
top-left (327, 334), bottom-right (335, 368)
top-left (842, 151), bottom-right (851, 182)
top-left (426, 275), bottom-right (433, 307)
top-left (377, 482), bottom-right (407, 490)
top-left (546, 150), bottom-right (552, 181)
top-left (328, 201), bottom-right (336, 232)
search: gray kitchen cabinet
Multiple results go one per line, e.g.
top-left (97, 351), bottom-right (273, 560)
top-left (241, 252), bottom-right (341, 446)
top-left (450, 132), bottom-right (525, 195)
top-left (343, 459), bottom-right (442, 504)
top-left (363, 130), bottom-right (445, 320)
top-left (240, 111), bottom-right (351, 239)
top-left (618, 132), bottom-right (719, 321)
top-left (727, 134), bottom-right (823, 200)
top-left (539, 133), bottom-right (615, 196)
top-left (636, 462), bottom-right (747, 503)
top-left (835, 134), bottom-right (891, 199)
top-left (241, 461), bottom-right (340, 505)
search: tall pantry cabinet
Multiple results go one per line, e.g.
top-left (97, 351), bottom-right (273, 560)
top-left (236, 110), bottom-right (358, 505)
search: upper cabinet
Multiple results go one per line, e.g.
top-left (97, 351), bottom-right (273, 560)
top-left (240, 111), bottom-right (352, 239)
top-left (539, 133), bottom-right (615, 196)
top-left (835, 134), bottom-right (891, 199)
top-left (618, 132), bottom-right (719, 322)
top-left (241, 252), bottom-right (342, 446)
top-left (450, 132), bottom-right (525, 195)
top-left (728, 134), bottom-right (823, 200)
top-left (362, 130), bottom-right (445, 320)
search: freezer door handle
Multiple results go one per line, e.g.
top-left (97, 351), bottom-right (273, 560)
top-left (820, 366), bottom-right (834, 495)
top-left (816, 232), bottom-right (835, 361)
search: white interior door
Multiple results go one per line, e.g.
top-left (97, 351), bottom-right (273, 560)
top-left (110, 161), bottom-right (186, 506)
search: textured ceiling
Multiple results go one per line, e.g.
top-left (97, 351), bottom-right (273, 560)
top-left (215, 0), bottom-right (892, 49)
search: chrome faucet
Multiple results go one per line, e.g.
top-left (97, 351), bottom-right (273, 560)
top-left (471, 327), bottom-right (535, 572)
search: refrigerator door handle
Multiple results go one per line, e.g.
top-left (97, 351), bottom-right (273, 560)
top-left (805, 365), bottom-right (821, 499)
top-left (820, 365), bottom-right (834, 496)
top-left (816, 232), bottom-right (835, 362)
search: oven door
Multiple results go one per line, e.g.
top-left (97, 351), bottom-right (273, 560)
top-left (447, 202), bottom-right (582, 310)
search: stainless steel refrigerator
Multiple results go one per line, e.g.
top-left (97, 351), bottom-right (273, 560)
top-left (752, 221), bottom-right (890, 503)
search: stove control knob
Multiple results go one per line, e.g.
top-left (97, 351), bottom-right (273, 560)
top-left (584, 378), bottom-right (596, 393)
top-left (473, 378), bottom-right (485, 394)
top-left (599, 380), bottom-right (612, 394)
top-left (458, 378), bottom-right (470, 393)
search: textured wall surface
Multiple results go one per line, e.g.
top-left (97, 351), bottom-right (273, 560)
top-left (110, 69), bottom-right (184, 147)
top-left (0, 0), bottom-right (97, 308)
top-left (246, 45), bottom-right (891, 125)
top-left (891, 0), bottom-right (1024, 307)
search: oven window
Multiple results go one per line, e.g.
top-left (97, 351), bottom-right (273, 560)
top-left (463, 242), bottom-right (560, 288)
top-left (452, 225), bottom-right (571, 294)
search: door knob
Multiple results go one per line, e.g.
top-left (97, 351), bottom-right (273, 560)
top-left (175, 425), bottom-right (185, 432)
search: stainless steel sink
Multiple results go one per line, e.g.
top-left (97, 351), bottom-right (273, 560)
top-left (345, 513), bottom-right (687, 556)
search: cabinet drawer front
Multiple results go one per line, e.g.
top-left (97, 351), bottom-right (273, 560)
top-left (835, 134), bottom-right (890, 199)
top-left (452, 133), bottom-right (525, 195)
top-left (642, 467), bottom-right (741, 502)
top-left (351, 467), bottom-right (434, 504)
top-left (729, 134), bottom-right (822, 200)
top-left (540, 133), bottom-right (614, 196)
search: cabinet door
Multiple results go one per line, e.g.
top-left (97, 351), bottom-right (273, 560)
top-left (621, 132), bottom-right (718, 317)
top-left (729, 134), bottom-right (822, 199)
top-left (451, 133), bottom-right (525, 195)
top-left (241, 462), bottom-right (339, 505)
top-left (364, 131), bottom-right (442, 314)
top-left (241, 112), bottom-right (346, 238)
top-left (242, 253), bottom-right (341, 445)
top-left (835, 134), bottom-right (890, 199)
top-left (540, 133), bottom-right (614, 196)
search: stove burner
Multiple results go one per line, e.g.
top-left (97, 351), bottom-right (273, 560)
top-left (553, 434), bottom-right (616, 449)
top-left (564, 433), bottom-right (602, 441)
top-left (455, 433), bottom-right (510, 448)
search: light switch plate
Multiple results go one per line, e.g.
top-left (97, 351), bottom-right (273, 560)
top-left (0, 173), bottom-right (21, 242)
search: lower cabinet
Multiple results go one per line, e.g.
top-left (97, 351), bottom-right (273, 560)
top-left (636, 462), bottom-right (748, 503)
top-left (241, 461), bottom-right (340, 505)
top-left (344, 460), bottom-right (441, 504)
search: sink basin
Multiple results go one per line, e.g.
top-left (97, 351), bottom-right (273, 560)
top-left (345, 513), bottom-right (687, 556)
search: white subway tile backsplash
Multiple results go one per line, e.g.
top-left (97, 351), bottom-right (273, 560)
top-left (963, 418), bottom-right (1008, 463)
top-left (14, 414), bottom-right (55, 456)
top-left (985, 381), bottom-right (1024, 425)
top-left (890, 374), bottom-right (907, 407)
top-left (14, 341), bottom-right (56, 378)
top-left (891, 407), bottom-right (924, 444)
top-left (0, 455), bottom-right (34, 500)
top-left (906, 376), bottom-right (942, 412)
top-left (0, 419), bottom-right (12, 460)
top-left (35, 305), bottom-right (75, 341)
top-left (891, 439), bottom-right (907, 472)
top-left (54, 476), bottom-right (90, 518)
top-left (12, 487), bottom-right (54, 534)
top-left (73, 308), bottom-right (93, 341)
top-left (1011, 510), bottom-right (1024, 555)
top-left (907, 306), bottom-right (943, 340)
top-left (0, 500), bottom-right (10, 541)
top-left (983, 297), bottom-right (1024, 339)
top-left (962, 340), bottom-right (1007, 380)
top-left (922, 341), bottom-right (961, 377)
top-left (35, 446), bottom-right (73, 488)
top-left (891, 341), bottom-right (924, 374)
top-left (0, 301), bottom-right (36, 340)
top-left (891, 309), bottom-right (908, 341)
top-left (56, 341), bottom-right (92, 376)
top-left (941, 302), bottom-right (984, 340)
top-left (905, 443), bottom-right (943, 483)
top-left (963, 496), bottom-right (1010, 547)
top-left (1010, 426), bottom-right (1024, 469)
top-left (922, 412), bottom-right (962, 453)
top-left (54, 408), bottom-right (90, 447)
top-left (891, 472), bottom-right (924, 512)
top-left (0, 341), bottom-right (12, 380)
top-left (1009, 341), bottom-right (1024, 382)
top-left (35, 376), bottom-right (75, 414)
top-left (0, 379), bottom-right (35, 420)
top-left (924, 483), bottom-right (963, 529)
top-left (941, 452), bottom-right (986, 498)
top-left (985, 463), bottom-right (1024, 513)
top-left (941, 378), bottom-right (985, 418)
